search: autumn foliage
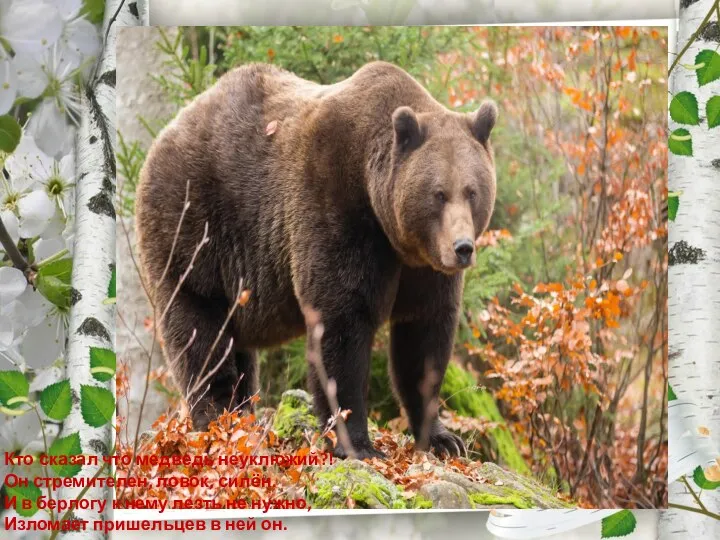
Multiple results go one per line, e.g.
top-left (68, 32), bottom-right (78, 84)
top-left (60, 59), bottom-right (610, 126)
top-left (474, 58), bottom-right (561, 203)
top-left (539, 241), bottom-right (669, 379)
top-left (114, 409), bottom-right (517, 509)
top-left (117, 26), bottom-right (667, 510)
top-left (453, 27), bottom-right (668, 507)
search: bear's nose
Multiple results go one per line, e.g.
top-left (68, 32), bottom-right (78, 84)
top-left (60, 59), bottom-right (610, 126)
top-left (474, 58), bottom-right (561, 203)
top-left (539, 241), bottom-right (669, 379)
top-left (453, 238), bottom-right (474, 266)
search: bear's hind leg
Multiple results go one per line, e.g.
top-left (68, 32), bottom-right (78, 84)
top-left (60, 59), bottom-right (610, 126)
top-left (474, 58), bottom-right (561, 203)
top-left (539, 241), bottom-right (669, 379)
top-left (159, 287), bottom-right (244, 431)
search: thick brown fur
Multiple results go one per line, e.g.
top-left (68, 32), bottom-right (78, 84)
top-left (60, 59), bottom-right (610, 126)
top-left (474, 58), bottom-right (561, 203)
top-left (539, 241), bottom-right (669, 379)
top-left (135, 61), bottom-right (497, 459)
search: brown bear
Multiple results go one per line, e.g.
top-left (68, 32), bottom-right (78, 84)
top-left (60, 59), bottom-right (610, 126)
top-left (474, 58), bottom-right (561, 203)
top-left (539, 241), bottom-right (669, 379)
top-left (135, 61), bottom-right (497, 460)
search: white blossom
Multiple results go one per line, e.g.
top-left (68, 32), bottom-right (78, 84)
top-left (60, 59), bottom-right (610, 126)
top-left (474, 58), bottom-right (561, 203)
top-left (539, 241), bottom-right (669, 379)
top-left (0, 209), bottom-right (19, 246)
top-left (2, 135), bottom-right (65, 238)
top-left (4, 134), bottom-right (54, 183)
top-left (0, 49), bottom-right (17, 115)
top-left (57, 0), bottom-right (101, 70)
top-left (28, 362), bottom-right (64, 393)
top-left (0, 412), bottom-right (59, 486)
top-left (0, 297), bottom-right (27, 363)
top-left (0, 266), bottom-right (25, 303)
top-left (27, 99), bottom-right (76, 158)
top-left (6, 135), bottom-right (76, 219)
top-left (0, 0), bottom-right (63, 54)
top-left (17, 189), bottom-right (56, 237)
top-left (0, 267), bottom-right (26, 357)
top-left (0, 1), bottom-right (102, 508)
top-left (15, 46), bottom-right (81, 157)
top-left (18, 285), bottom-right (69, 368)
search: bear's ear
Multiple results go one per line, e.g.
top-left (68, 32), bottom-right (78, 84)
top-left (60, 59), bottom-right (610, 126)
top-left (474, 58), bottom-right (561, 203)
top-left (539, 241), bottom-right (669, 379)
top-left (469, 100), bottom-right (498, 145)
top-left (392, 106), bottom-right (423, 152)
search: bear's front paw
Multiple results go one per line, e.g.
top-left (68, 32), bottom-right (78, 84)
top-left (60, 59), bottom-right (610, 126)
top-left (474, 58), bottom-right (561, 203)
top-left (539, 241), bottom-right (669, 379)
top-left (428, 427), bottom-right (466, 458)
top-left (190, 408), bottom-right (215, 433)
top-left (332, 439), bottom-right (386, 461)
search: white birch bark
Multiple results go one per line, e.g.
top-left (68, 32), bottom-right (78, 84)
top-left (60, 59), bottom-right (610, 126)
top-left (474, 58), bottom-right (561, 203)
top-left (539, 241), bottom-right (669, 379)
top-left (663, 0), bottom-right (720, 537)
top-left (58, 1), bottom-right (147, 537)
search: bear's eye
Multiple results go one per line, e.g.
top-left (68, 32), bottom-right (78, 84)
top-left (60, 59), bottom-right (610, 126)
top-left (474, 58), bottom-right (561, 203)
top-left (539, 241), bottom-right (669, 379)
top-left (434, 191), bottom-right (447, 204)
top-left (467, 190), bottom-right (477, 202)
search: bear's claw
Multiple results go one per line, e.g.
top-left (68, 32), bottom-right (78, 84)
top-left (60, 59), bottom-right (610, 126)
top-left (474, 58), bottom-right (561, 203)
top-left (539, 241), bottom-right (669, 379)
top-left (428, 428), bottom-right (467, 458)
top-left (332, 440), bottom-right (386, 461)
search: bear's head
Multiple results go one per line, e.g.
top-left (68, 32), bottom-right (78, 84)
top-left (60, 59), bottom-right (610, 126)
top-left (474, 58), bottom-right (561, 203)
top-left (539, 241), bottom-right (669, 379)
top-left (387, 101), bottom-right (498, 274)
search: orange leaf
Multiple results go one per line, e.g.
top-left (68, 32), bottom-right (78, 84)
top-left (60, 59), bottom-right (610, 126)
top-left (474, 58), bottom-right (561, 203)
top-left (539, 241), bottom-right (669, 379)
top-left (238, 289), bottom-right (252, 305)
top-left (615, 27), bottom-right (631, 39)
top-left (563, 87), bottom-right (582, 105)
top-left (628, 49), bottom-right (637, 72)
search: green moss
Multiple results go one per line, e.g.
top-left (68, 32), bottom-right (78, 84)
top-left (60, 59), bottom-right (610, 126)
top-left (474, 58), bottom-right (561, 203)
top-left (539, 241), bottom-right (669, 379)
top-left (476, 463), bottom-right (573, 509)
top-left (440, 363), bottom-right (530, 475)
top-left (469, 492), bottom-right (532, 509)
top-left (311, 461), bottom-right (406, 509)
top-left (408, 494), bottom-right (433, 509)
top-left (272, 389), bottom-right (318, 442)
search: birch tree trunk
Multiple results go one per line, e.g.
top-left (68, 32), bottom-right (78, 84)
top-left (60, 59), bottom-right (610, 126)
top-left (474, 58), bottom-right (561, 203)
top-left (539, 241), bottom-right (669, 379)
top-left (663, 0), bottom-right (720, 537)
top-left (58, 2), bottom-right (147, 538)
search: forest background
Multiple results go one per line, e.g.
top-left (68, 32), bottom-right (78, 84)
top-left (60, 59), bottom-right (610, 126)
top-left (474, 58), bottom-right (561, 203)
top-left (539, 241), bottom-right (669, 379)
top-left (115, 25), bottom-right (668, 509)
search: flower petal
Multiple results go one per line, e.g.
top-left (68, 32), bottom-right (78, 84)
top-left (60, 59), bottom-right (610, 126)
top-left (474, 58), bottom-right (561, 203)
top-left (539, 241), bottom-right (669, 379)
top-left (0, 210), bottom-right (19, 246)
top-left (56, 0), bottom-right (83, 20)
top-left (28, 365), bottom-right (63, 392)
top-left (33, 237), bottom-right (66, 262)
top-left (18, 190), bottom-right (56, 237)
top-left (4, 134), bottom-right (53, 191)
top-left (0, 267), bottom-right (27, 304)
top-left (13, 53), bottom-right (47, 100)
top-left (0, 0), bottom-right (63, 54)
top-left (0, 314), bottom-right (15, 349)
top-left (0, 299), bottom-right (28, 344)
top-left (0, 54), bottom-right (18, 115)
top-left (17, 287), bottom-right (51, 328)
top-left (20, 313), bottom-right (66, 368)
top-left (26, 100), bottom-right (74, 158)
top-left (2, 411), bottom-right (43, 448)
top-left (60, 18), bottom-right (100, 70)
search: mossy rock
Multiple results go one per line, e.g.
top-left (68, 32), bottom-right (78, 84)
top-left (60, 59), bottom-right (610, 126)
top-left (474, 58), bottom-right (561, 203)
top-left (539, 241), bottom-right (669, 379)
top-left (418, 481), bottom-right (472, 509)
top-left (310, 460), bottom-right (406, 509)
top-left (472, 462), bottom-right (572, 509)
top-left (406, 462), bottom-right (570, 509)
top-left (469, 492), bottom-right (532, 509)
top-left (272, 389), bottom-right (318, 442)
top-left (440, 362), bottom-right (530, 475)
top-left (408, 494), bottom-right (433, 509)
